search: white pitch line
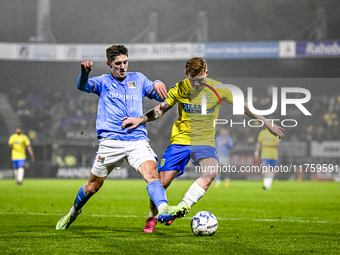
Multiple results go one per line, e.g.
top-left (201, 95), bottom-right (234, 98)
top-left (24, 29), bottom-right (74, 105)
top-left (216, 217), bottom-right (332, 224)
top-left (0, 211), bottom-right (338, 224)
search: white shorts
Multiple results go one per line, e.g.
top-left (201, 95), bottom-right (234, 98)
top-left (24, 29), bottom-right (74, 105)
top-left (219, 156), bottom-right (230, 166)
top-left (91, 139), bottom-right (157, 178)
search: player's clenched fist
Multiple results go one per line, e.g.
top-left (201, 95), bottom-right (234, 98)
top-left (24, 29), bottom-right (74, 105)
top-left (81, 61), bottom-right (93, 73)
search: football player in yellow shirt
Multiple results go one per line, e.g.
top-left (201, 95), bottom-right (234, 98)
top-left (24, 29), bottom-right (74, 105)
top-left (122, 57), bottom-right (284, 232)
top-left (8, 126), bottom-right (35, 185)
top-left (254, 128), bottom-right (281, 190)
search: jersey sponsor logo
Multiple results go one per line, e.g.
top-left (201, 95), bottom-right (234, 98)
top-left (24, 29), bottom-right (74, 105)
top-left (109, 92), bottom-right (139, 101)
top-left (181, 103), bottom-right (215, 114)
top-left (128, 81), bottom-right (136, 88)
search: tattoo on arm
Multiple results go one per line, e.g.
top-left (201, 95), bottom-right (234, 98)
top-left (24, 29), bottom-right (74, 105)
top-left (144, 101), bottom-right (172, 122)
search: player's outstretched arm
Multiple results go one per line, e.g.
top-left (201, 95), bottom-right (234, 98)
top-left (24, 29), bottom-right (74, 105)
top-left (77, 61), bottom-right (94, 92)
top-left (244, 102), bottom-right (285, 139)
top-left (121, 101), bottom-right (172, 130)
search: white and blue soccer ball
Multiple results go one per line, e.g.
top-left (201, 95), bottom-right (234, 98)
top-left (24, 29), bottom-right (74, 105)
top-left (191, 211), bottom-right (218, 236)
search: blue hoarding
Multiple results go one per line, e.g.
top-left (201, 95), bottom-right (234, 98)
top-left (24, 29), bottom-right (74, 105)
top-left (205, 42), bottom-right (279, 59)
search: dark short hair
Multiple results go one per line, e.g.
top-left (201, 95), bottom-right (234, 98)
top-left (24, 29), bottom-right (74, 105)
top-left (106, 45), bottom-right (128, 62)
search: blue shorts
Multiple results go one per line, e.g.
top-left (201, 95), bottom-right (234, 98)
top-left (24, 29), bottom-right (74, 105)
top-left (262, 158), bottom-right (277, 167)
top-left (158, 144), bottom-right (219, 177)
top-left (13, 159), bottom-right (25, 169)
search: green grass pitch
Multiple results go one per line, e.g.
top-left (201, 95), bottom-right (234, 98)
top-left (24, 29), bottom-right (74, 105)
top-left (0, 179), bottom-right (339, 254)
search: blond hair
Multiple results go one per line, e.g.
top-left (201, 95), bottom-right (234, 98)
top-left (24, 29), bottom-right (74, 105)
top-left (185, 57), bottom-right (207, 77)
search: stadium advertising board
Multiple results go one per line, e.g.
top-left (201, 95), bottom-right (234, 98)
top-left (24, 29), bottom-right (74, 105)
top-left (278, 141), bottom-right (308, 157)
top-left (79, 45), bottom-right (106, 60)
top-left (56, 167), bottom-right (128, 179)
top-left (204, 42), bottom-right (279, 59)
top-left (127, 43), bottom-right (192, 61)
top-left (296, 41), bottom-right (340, 57)
top-left (1, 41), bottom-right (340, 60)
top-left (311, 141), bottom-right (340, 157)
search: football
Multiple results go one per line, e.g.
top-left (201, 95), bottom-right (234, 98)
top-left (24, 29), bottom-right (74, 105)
top-left (191, 211), bottom-right (218, 236)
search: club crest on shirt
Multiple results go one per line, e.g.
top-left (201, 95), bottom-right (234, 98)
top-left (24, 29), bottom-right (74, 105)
top-left (160, 158), bottom-right (166, 167)
top-left (128, 81), bottom-right (136, 89)
top-left (97, 155), bottom-right (105, 164)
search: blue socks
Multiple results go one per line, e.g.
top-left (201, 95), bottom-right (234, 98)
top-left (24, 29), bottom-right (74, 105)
top-left (73, 184), bottom-right (93, 211)
top-left (71, 181), bottom-right (167, 215)
top-left (146, 180), bottom-right (168, 208)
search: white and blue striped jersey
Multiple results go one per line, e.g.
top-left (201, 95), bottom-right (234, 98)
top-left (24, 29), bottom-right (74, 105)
top-left (78, 71), bottom-right (163, 141)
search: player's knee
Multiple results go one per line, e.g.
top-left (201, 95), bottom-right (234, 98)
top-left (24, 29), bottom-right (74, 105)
top-left (138, 160), bottom-right (159, 183)
top-left (202, 171), bottom-right (217, 180)
top-left (161, 177), bottom-right (174, 189)
top-left (143, 170), bottom-right (160, 183)
top-left (86, 181), bottom-right (103, 194)
top-left (202, 177), bottom-right (215, 187)
top-left (161, 180), bottom-right (170, 189)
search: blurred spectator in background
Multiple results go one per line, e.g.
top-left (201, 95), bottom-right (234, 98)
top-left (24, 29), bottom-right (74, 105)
top-left (215, 128), bottom-right (234, 187)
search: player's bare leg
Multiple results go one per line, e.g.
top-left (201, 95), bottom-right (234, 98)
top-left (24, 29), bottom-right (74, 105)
top-left (137, 160), bottom-right (160, 184)
top-left (178, 158), bottom-right (218, 208)
top-left (195, 157), bottom-right (218, 190)
top-left (85, 173), bottom-right (106, 193)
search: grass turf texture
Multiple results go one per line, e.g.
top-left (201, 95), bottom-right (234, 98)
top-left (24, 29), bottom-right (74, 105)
top-left (0, 179), bottom-right (339, 254)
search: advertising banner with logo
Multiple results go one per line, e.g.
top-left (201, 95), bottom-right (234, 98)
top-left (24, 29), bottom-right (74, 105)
top-left (296, 41), bottom-right (340, 57)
